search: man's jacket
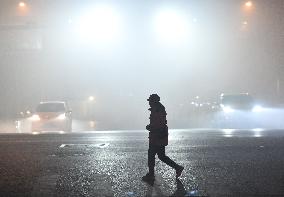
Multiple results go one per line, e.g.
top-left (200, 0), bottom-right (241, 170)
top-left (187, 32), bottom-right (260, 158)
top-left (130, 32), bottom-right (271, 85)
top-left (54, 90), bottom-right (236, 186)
top-left (147, 102), bottom-right (168, 146)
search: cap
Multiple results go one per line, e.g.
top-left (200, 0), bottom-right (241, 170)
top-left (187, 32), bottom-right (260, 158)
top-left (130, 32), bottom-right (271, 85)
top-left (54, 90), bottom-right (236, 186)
top-left (147, 94), bottom-right (160, 102)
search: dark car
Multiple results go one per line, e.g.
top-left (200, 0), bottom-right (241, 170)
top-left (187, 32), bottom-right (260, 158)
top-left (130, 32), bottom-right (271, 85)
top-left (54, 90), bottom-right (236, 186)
top-left (218, 93), bottom-right (263, 128)
top-left (220, 93), bottom-right (263, 113)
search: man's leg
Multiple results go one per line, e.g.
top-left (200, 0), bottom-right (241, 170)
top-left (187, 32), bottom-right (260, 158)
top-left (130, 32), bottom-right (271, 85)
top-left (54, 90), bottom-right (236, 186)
top-left (157, 146), bottom-right (179, 169)
top-left (148, 144), bottom-right (156, 175)
top-left (157, 146), bottom-right (184, 178)
top-left (143, 144), bottom-right (157, 182)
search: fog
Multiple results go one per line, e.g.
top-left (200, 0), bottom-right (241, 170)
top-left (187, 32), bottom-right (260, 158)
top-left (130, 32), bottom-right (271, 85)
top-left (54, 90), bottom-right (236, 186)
top-left (0, 0), bottom-right (283, 130)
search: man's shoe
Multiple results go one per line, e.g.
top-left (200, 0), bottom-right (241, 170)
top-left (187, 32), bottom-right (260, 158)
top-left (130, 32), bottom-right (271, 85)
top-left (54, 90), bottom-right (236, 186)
top-left (142, 173), bottom-right (155, 182)
top-left (176, 166), bottom-right (184, 179)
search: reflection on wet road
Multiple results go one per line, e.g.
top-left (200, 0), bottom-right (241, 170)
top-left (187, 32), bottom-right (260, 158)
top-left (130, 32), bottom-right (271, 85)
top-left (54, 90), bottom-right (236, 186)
top-left (1, 129), bottom-right (284, 196)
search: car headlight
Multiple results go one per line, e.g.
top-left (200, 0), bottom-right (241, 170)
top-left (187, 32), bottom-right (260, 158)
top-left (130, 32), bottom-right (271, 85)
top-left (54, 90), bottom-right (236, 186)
top-left (30, 114), bottom-right (40, 121)
top-left (57, 113), bottom-right (66, 120)
top-left (252, 105), bottom-right (263, 113)
top-left (221, 105), bottom-right (234, 113)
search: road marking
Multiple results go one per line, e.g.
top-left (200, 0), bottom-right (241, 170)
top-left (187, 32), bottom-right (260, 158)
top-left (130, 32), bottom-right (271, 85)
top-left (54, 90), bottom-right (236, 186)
top-left (59, 143), bottom-right (110, 148)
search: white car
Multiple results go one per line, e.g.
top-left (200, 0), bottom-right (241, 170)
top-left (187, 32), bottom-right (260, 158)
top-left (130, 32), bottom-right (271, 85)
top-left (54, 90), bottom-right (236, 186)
top-left (30, 101), bottom-right (72, 133)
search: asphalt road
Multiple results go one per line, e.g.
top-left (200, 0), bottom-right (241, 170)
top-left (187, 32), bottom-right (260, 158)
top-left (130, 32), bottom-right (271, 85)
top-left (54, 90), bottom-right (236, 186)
top-left (1, 129), bottom-right (284, 197)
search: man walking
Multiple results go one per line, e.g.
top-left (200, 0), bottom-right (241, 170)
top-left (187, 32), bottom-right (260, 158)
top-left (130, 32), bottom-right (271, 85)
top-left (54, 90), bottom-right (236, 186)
top-left (142, 94), bottom-right (184, 181)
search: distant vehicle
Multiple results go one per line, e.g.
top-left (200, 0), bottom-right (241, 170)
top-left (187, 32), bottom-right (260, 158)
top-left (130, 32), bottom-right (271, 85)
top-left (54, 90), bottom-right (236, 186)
top-left (218, 93), bottom-right (263, 128)
top-left (30, 101), bottom-right (72, 133)
top-left (220, 93), bottom-right (263, 113)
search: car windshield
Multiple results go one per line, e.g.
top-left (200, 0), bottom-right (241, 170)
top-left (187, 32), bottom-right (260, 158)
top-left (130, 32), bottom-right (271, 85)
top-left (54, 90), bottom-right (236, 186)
top-left (36, 103), bottom-right (65, 112)
top-left (221, 95), bottom-right (254, 106)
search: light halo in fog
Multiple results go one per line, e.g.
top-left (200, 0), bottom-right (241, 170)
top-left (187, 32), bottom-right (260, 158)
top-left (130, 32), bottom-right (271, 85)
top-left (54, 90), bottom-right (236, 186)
top-left (153, 7), bottom-right (189, 44)
top-left (77, 4), bottom-right (123, 45)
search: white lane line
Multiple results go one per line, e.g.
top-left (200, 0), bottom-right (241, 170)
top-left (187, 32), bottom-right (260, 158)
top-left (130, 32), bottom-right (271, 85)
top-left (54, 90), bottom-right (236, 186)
top-left (59, 143), bottom-right (110, 148)
top-left (59, 144), bottom-right (66, 148)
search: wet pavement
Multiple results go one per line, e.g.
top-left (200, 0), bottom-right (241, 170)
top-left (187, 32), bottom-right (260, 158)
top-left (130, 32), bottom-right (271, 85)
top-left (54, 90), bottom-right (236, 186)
top-left (1, 129), bottom-right (284, 196)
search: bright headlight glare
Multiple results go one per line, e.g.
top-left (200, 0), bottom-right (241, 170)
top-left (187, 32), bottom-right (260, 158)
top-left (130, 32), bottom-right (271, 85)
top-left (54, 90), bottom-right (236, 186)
top-left (30, 114), bottom-right (40, 121)
top-left (57, 114), bottom-right (66, 120)
top-left (252, 105), bottom-right (263, 112)
top-left (222, 105), bottom-right (234, 113)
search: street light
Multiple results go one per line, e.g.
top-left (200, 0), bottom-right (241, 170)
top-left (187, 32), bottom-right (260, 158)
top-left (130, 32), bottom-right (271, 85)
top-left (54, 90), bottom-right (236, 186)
top-left (77, 4), bottom-right (123, 44)
top-left (18, 2), bottom-right (26, 8)
top-left (245, 1), bottom-right (253, 8)
top-left (241, 20), bottom-right (248, 31)
top-left (17, 1), bottom-right (29, 16)
top-left (153, 8), bottom-right (189, 44)
top-left (88, 96), bottom-right (95, 102)
top-left (243, 1), bottom-right (254, 13)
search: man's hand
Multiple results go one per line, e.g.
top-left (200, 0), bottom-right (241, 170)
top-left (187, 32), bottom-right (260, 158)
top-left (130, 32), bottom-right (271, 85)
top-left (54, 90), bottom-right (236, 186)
top-left (146, 125), bottom-right (151, 131)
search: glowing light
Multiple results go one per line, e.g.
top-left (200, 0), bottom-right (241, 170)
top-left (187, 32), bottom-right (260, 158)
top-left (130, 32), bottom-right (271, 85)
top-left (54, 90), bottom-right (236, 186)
top-left (30, 114), bottom-right (40, 121)
top-left (222, 129), bottom-right (235, 137)
top-left (89, 121), bottom-right (96, 128)
top-left (77, 5), bottom-right (123, 44)
top-left (241, 21), bottom-right (249, 31)
top-left (153, 8), bottom-right (189, 44)
top-left (252, 128), bottom-right (264, 138)
top-left (223, 107), bottom-right (234, 113)
top-left (245, 1), bottom-right (253, 7)
top-left (88, 96), bottom-right (95, 102)
top-left (221, 105), bottom-right (235, 113)
top-left (253, 131), bottom-right (262, 138)
top-left (57, 114), bottom-right (66, 120)
top-left (252, 128), bottom-right (264, 132)
top-left (252, 105), bottom-right (263, 113)
top-left (18, 2), bottom-right (26, 7)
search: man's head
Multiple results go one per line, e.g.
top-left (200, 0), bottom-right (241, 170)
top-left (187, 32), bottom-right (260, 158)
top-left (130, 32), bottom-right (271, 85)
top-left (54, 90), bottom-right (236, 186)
top-left (147, 94), bottom-right (160, 107)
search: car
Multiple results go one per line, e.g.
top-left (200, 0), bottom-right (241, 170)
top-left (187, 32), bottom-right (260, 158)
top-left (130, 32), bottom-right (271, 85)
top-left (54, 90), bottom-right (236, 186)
top-left (218, 93), bottom-right (263, 128)
top-left (30, 101), bottom-right (72, 133)
top-left (220, 93), bottom-right (262, 113)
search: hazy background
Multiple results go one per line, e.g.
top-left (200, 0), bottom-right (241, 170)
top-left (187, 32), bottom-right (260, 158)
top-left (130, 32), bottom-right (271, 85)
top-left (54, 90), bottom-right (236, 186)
top-left (0, 0), bottom-right (283, 130)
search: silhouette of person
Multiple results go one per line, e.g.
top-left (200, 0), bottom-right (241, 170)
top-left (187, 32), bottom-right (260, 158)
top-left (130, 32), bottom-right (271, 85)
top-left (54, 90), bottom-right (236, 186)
top-left (142, 94), bottom-right (184, 182)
